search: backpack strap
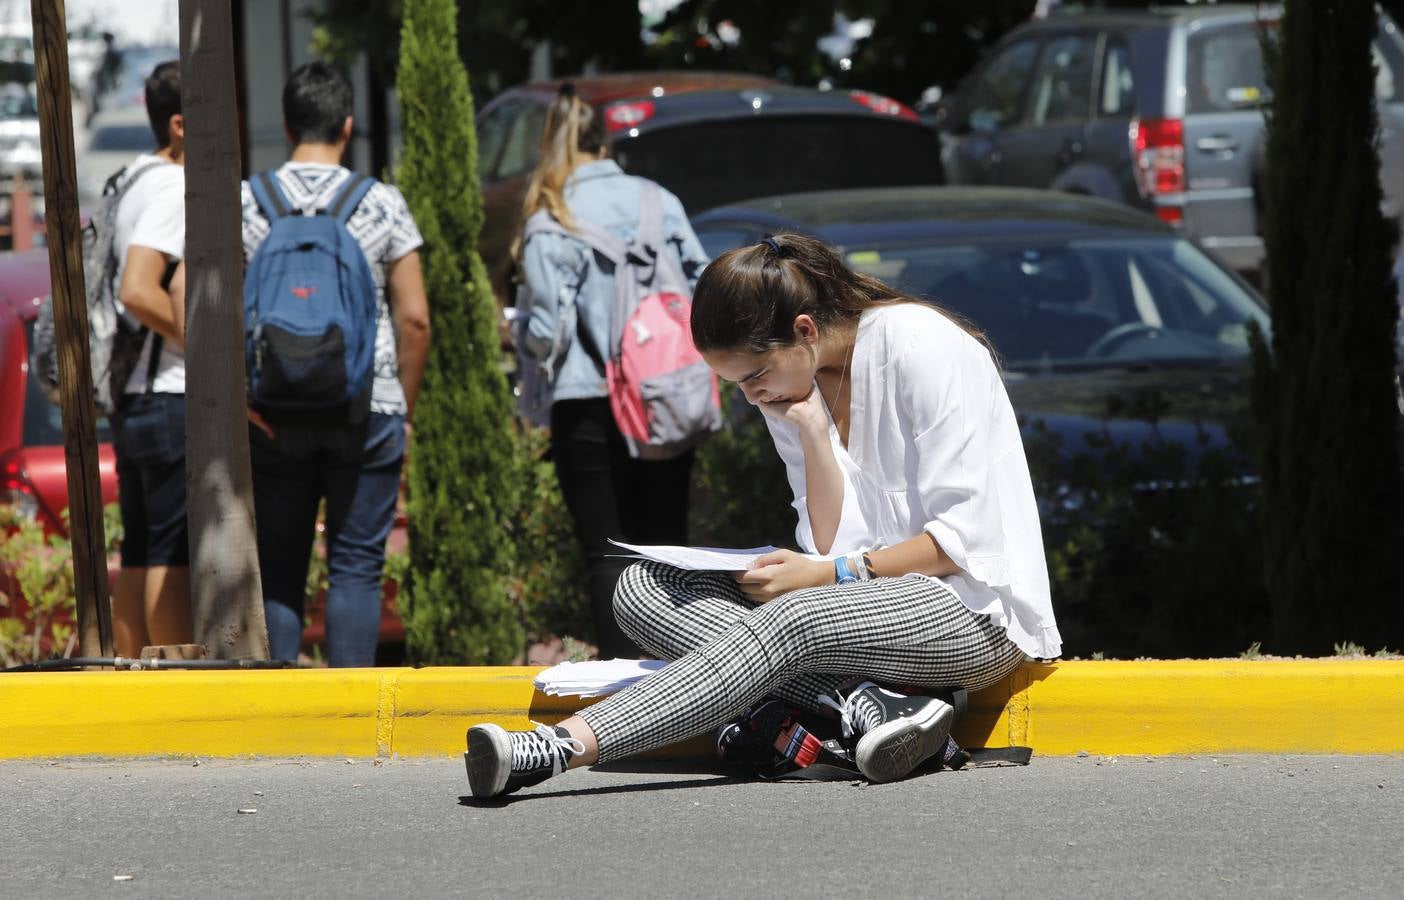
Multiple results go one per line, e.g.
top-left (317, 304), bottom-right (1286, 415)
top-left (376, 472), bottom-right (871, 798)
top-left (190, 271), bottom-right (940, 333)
top-left (250, 171), bottom-right (292, 220)
top-left (522, 209), bottom-right (630, 267)
top-left (138, 259), bottom-right (180, 396)
top-left (326, 172), bottom-right (375, 224)
top-left (637, 181), bottom-right (664, 252)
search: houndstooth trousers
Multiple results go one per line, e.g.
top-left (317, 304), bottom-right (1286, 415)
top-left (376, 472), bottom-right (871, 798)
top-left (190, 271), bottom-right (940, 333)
top-left (576, 560), bottom-right (1026, 762)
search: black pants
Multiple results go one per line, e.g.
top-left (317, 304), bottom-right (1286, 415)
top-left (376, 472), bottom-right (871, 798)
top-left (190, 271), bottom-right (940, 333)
top-left (550, 398), bottom-right (693, 658)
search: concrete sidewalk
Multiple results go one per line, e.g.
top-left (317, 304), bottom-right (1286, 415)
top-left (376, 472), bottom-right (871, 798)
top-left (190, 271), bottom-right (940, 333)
top-left (2, 660), bottom-right (1402, 759)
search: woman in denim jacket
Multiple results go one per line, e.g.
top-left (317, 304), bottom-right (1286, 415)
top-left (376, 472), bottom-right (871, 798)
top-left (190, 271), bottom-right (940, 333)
top-left (514, 85), bottom-right (710, 658)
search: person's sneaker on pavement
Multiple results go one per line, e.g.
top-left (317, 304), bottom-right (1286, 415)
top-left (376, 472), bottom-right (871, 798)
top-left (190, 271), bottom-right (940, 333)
top-left (819, 681), bottom-right (954, 783)
top-left (465, 722), bottom-right (584, 799)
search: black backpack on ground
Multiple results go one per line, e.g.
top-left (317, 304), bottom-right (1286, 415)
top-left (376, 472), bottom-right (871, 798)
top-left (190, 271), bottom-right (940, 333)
top-left (715, 689), bottom-right (1033, 782)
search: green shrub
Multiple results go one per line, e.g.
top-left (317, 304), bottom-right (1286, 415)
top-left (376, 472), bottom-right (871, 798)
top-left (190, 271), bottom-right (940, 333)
top-left (1251, 0), bottom-right (1404, 653)
top-left (1023, 416), bottom-right (1270, 658)
top-left (507, 424), bottom-right (590, 648)
top-left (0, 503), bottom-right (122, 667)
top-left (397, 0), bottom-right (525, 663)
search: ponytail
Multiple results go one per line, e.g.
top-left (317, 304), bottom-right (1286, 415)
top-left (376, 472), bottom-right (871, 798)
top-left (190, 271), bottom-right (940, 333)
top-left (512, 85), bottom-right (607, 260)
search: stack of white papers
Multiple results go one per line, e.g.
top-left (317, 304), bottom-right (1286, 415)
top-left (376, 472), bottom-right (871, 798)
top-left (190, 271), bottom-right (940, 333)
top-left (608, 539), bottom-right (794, 571)
top-left (533, 658), bottom-right (668, 698)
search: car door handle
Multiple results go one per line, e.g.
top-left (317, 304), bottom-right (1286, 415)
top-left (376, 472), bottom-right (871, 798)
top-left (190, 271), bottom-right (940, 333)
top-left (1195, 135), bottom-right (1239, 153)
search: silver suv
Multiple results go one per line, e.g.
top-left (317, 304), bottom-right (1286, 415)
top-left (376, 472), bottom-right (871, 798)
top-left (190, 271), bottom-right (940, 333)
top-left (936, 4), bottom-right (1404, 281)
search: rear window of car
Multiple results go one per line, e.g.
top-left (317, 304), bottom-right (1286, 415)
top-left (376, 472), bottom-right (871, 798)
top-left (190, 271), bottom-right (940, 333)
top-left (613, 116), bottom-right (942, 214)
top-left (1186, 24), bottom-right (1272, 113)
top-left (88, 124), bottom-right (154, 153)
top-left (0, 82), bottom-right (36, 118)
top-left (22, 320), bottom-right (112, 445)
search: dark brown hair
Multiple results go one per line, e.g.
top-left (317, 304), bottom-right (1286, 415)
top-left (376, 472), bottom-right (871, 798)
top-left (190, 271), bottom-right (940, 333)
top-left (690, 232), bottom-right (994, 358)
top-left (144, 61), bottom-right (181, 148)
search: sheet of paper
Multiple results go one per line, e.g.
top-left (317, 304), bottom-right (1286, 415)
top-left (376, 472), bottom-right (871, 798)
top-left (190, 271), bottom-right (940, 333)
top-left (607, 539), bottom-right (783, 572)
top-left (533, 658), bottom-right (667, 698)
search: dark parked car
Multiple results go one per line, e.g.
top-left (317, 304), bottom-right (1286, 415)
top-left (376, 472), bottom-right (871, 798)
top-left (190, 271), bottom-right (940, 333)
top-left (934, 4), bottom-right (1404, 282)
top-left (690, 186), bottom-right (1271, 513)
top-left (476, 72), bottom-right (941, 301)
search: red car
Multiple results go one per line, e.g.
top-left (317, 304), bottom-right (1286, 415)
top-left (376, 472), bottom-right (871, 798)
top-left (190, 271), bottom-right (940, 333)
top-left (0, 249), bottom-right (404, 660)
top-left (0, 249), bottom-right (117, 530)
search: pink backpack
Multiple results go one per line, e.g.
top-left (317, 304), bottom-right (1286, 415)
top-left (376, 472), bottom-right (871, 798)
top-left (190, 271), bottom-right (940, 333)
top-left (519, 183), bottom-right (720, 459)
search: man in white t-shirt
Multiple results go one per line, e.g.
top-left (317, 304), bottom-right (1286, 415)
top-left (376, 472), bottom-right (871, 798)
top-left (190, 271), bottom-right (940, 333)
top-left (108, 60), bottom-right (193, 655)
top-left (240, 62), bottom-right (430, 666)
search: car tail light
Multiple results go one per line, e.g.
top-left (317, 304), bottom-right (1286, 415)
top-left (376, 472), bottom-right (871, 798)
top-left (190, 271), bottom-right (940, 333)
top-left (604, 101), bottom-right (656, 133)
top-left (1130, 117), bottom-right (1185, 197)
top-left (848, 90), bottom-right (920, 121)
top-left (1, 454), bottom-right (40, 522)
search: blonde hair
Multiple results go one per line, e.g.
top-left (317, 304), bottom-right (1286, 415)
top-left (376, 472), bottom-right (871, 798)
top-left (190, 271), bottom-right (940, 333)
top-left (513, 88), bottom-right (606, 259)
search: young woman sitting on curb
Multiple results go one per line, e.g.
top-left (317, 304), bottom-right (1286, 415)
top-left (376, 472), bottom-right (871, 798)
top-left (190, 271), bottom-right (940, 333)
top-left (467, 233), bottom-right (1062, 797)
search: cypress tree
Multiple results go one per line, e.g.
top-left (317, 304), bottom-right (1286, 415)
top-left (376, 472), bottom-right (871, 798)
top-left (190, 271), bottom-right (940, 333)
top-left (396, 0), bottom-right (524, 663)
top-left (1251, 0), bottom-right (1404, 653)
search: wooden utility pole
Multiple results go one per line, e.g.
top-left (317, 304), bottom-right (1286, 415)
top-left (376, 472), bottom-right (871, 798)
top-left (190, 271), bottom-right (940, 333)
top-left (30, 0), bottom-right (112, 657)
top-left (179, 0), bottom-right (268, 659)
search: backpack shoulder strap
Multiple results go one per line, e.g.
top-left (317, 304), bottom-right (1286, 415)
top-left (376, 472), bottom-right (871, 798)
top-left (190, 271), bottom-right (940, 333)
top-left (250, 170), bottom-right (292, 220)
top-left (521, 209), bottom-right (629, 267)
top-left (327, 172), bottom-right (375, 224)
top-left (104, 160), bottom-right (162, 205)
top-left (637, 180), bottom-right (664, 250)
top-left (570, 220), bottom-right (630, 266)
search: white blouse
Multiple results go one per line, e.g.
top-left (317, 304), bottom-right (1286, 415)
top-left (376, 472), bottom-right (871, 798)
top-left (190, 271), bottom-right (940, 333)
top-left (764, 303), bottom-right (1062, 660)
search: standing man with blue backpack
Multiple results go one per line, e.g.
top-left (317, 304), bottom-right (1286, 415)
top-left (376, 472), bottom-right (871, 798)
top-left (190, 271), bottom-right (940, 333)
top-left (240, 62), bottom-right (430, 667)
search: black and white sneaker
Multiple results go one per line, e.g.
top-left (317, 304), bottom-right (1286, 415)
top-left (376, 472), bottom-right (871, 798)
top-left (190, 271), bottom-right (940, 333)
top-left (820, 682), bottom-right (954, 783)
top-left (465, 723), bottom-right (584, 799)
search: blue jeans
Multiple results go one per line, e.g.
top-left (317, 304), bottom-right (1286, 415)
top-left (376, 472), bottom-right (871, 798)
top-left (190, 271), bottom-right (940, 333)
top-left (250, 412), bottom-right (405, 667)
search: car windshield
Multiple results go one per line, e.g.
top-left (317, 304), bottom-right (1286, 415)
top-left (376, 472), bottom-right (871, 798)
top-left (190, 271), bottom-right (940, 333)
top-left (0, 81), bottom-right (36, 117)
top-left (843, 235), bottom-right (1270, 372)
top-left (22, 320), bottom-right (113, 445)
top-left (615, 117), bottom-right (941, 214)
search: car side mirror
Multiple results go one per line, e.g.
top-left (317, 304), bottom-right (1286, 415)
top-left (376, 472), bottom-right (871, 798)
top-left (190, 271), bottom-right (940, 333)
top-left (931, 94), bottom-right (964, 134)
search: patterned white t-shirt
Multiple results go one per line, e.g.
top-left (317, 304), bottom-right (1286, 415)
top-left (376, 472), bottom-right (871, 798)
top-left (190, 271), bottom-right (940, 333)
top-left (240, 162), bottom-right (424, 416)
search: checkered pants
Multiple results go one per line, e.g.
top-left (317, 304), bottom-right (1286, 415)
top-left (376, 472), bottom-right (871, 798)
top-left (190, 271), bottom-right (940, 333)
top-left (576, 561), bottom-right (1026, 762)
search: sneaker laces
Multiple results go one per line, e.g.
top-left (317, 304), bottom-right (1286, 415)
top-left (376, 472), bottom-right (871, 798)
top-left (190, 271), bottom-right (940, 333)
top-left (511, 724), bottom-right (586, 773)
top-left (817, 681), bottom-right (886, 741)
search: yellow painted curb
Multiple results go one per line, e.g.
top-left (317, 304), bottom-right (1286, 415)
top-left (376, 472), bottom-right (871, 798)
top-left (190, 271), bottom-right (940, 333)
top-left (1, 660), bottom-right (1401, 760)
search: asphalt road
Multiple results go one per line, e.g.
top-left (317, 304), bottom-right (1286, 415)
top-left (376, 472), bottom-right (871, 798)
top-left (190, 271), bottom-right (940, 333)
top-left (2, 754), bottom-right (1400, 898)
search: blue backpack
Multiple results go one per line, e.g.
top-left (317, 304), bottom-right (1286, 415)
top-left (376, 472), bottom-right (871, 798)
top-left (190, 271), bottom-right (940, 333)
top-left (244, 171), bottom-right (378, 421)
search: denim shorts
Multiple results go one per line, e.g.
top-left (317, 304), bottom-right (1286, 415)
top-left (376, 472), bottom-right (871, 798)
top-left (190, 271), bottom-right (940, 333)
top-left (111, 392), bottom-right (189, 567)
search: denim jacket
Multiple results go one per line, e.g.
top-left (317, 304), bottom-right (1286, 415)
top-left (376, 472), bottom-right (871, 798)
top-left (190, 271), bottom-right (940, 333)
top-left (516, 160), bottom-right (709, 409)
